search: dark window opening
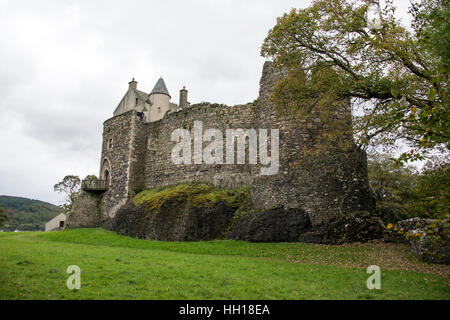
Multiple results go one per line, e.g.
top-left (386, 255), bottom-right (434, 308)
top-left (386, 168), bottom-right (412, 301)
top-left (151, 151), bottom-right (156, 176)
top-left (104, 169), bottom-right (110, 185)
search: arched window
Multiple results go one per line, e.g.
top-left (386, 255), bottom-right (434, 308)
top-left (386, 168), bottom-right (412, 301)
top-left (100, 158), bottom-right (111, 185)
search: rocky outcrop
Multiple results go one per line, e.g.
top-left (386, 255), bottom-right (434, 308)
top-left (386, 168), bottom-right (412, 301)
top-left (410, 235), bottom-right (450, 265)
top-left (108, 199), bottom-right (236, 241)
top-left (227, 208), bottom-right (311, 242)
top-left (383, 217), bottom-right (435, 244)
top-left (296, 211), bottom-right (385, 244)
top-left (106, 184), bottom-right (241, 241)
top-left (384, 217), bottom-right (450, 265)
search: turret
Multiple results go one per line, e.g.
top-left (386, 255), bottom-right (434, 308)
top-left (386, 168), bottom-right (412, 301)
top-left (148, 77), bottom-right (171, 122)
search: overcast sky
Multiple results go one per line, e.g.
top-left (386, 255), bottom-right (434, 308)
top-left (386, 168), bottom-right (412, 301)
top-left (0, 0), bottom-right (413, 205)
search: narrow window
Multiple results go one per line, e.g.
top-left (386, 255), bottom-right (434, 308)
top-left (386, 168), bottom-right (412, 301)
top-left (104, 169), bottom-right (110, 183)
top-left (151, 151), bottom-right (156, 177)
top-left (135, 98), bottom-right (138, 105)
top-left (108, 139), bottom-right (113, 149)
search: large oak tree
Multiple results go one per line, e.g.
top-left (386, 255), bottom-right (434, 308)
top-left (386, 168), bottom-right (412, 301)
top-left (261, 0), bottom-right (449, 164)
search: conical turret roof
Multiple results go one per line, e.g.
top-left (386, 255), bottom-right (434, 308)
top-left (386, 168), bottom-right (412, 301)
top-left (150, 77), bottom-right (171, 98)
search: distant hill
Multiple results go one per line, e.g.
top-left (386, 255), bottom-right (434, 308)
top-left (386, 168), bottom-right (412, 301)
top-left (0, 195), bottom-right (61, 231)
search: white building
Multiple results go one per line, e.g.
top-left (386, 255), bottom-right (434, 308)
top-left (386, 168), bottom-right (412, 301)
top-left (45, 213), bottom-right (67, 231)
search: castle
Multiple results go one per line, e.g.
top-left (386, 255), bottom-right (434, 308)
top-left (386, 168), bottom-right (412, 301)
top-left (71, 62), bottom-right (375, 232)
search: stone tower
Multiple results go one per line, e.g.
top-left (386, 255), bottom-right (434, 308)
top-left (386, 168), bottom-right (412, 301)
top-left (148, 77), bottom-right (171, 122)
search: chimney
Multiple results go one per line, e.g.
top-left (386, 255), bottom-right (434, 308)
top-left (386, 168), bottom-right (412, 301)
top-left (179, 86), bottom-right (188, 108)
top-left (128, 78), bottom-right (137, 90)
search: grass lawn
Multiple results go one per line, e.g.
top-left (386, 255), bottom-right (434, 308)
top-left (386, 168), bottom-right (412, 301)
top-left (0, 228), bottom-right (449, 300)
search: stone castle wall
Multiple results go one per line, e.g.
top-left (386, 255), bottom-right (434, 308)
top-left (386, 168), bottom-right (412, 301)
top-left (100, 101), bottom-right (257, 217)
top-left (143, 102), bottom-right (255, 190)
top-left (97, 61), bottom-right (374, 224)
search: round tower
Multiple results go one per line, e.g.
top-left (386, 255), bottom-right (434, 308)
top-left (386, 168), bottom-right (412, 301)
top-left (148, 77), bottom-right (171, 122)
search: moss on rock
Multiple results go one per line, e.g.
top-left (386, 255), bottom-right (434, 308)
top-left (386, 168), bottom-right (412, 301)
top-left (133, 183), bottom-right (247, 209)
top-left (108, 183), bottom-right (252, 241)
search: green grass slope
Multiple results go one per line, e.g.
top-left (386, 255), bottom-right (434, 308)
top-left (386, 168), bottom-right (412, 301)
top-left (0, 195), bottom-right (61, 231)
top-left (0, 229), bottom-right (448, 300)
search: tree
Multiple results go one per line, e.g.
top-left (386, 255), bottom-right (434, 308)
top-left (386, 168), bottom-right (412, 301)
top-left (261, 0), bottom-right (449, 164)
top-left (0, 205), bottom-right (8, 228)
top-left (368, 154), bottom-right (419, 222)
top-left (368, 154), bottom-right (449, 221)
top-left (54, 175), bottom-right (81, 212)
top-left (414, 156), bottom-right (449, 218)
top-left (411, 0), bottom-right (450, 71)
top-left (83, 175), bottom-right (99, 183)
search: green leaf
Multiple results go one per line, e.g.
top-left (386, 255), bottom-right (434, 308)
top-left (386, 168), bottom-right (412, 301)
top-left (428, 89), bottom-right (437, 100)
top-left (439, 65), bottom-right (448, 74)
top-left (391, 88), bottom-right (399, 98)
